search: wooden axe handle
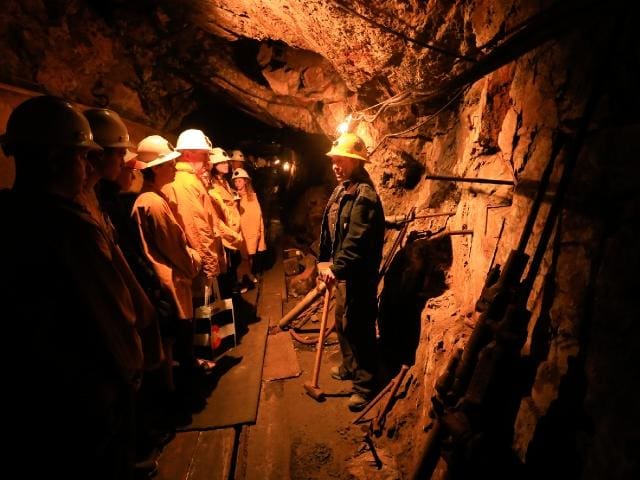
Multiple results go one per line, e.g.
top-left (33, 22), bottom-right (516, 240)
top-left (278, 281), bottom-right (327, 329)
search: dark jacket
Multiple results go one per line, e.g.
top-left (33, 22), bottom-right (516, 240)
top-left (319, 168), bottom-right (385, 282)
top-left (98, 180), bottom-right (178, 334)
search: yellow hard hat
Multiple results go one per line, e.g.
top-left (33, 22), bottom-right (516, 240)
top-left (230, 149), bottom-right (245, 162)
top-left (326, 132), bottom-right (368, 162)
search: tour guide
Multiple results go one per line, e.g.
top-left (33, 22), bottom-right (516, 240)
top-left (318, 132), bottom-right (385, 411)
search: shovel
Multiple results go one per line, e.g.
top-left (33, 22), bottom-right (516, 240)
top-left (304, 282), bottom-right (331, 401)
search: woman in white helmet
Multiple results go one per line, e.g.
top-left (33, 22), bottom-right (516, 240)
top-left (131, 135), bottom-right (204, 380)
top-left (205, 148), bottom-right (244, 293)
top-left (232, 167), bottom-right (266, 285)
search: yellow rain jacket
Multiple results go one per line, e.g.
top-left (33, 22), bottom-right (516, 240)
top-left (132, 184), bottom-right (202, 320)
top-left (238, 192), bottom-right (266, 255)
top-left (162, 162), bottom-right (226, 292)
top-left (207, 175), bottom-right (243, 250)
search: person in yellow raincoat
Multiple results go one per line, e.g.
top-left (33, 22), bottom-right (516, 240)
top-left (161, 128), bottom-right (222, 372)
top-left (204, 147), bottom-right (244, 293)
top-left (82, 108), bottom-right (164, 372)
top-left (232, 168), bottom-right (266, 285)
top-left (162, 129), bottom-right (225, 294)
top-left (131, 135), bottom-right (202, 389)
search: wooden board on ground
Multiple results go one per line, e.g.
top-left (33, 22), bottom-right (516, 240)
top-left (178, 307), bottom-right (269, 430)
top-left (263, 331), bottom-right (302, 381)
top-left (156, 429), bottom-right (236, 480)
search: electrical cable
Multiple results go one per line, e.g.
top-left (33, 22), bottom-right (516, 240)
top-left (341, 0), bottom-right (599, 137)
top-left (368, 87), bottom-right (466, 156)
top-left (331, 0), bottom-right (477, 63)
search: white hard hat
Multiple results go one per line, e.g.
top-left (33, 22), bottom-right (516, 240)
top-left (123, 149), bottom-right (138, 168)
top-left (232, 168), bottom-right (250, 180)
top-left (230, 149), bottom-right (245, 162)
top-left (209, 147), bottom-right (230, 165)
top-left (134, 135), bottom-right (181, 169)
top-left (176, 129), bottom-right (212, 151)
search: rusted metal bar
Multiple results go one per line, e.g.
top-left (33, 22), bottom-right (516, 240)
top-left (363, 433), bottom-right (383, 469)
top-left (352, 375), bottom-right (397, 424)
top-left (371, 365), bottom-right (410, 435)
top-left (408, 229), bottom-right (474, 242)
top-left (379, 206), bottom-right (416, 281)
top-left (489, 218), bottom-right (506, 271)
top-left (385, 211), bottom-right (456, 229)
top-left (425, 174), bottom-right (514, 185)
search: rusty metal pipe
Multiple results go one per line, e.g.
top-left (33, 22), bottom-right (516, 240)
top-left (371, 365), bottom-right (410, 434)
top-left (425, 174), bottom-right (514, 185)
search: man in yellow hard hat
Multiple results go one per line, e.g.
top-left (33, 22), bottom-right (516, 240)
top-left (317, 132), bottom-right (385, 411)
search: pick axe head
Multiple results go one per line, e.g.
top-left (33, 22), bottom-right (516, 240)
top-left (304, 382), bottom-right (325, 401)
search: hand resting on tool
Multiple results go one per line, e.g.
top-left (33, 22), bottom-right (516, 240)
top-left (317, 261), bottom-right (335, 288)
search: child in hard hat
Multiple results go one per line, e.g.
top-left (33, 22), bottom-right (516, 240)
top-left (232, 167), bottom-right (266, 286)
top-left (205, 148), bottom-right (244, 294)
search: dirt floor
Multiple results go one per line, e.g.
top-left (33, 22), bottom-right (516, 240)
top-left (239, 295), bottom-right (404, 480)
top-left (155, 240), bottom-right (413, 480)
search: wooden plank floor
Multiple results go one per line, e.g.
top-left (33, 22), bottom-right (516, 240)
top-left (156, 429), bottom-right (236, 480)
top-left (156, 246), bottom-right (285, 479)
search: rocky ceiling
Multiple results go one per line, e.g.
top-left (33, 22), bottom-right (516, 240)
top-left (0, 0), bottom-right (555, 136)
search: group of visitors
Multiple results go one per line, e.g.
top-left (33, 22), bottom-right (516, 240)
top-left (0, 95), bottom-right (266, 479)
top-left (0, 92), bottom-right (386, 479)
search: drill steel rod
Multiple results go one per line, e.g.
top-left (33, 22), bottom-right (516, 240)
top-left (425, 174), bottom-right (514, 185)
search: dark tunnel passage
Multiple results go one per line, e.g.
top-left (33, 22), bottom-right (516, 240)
top-left (179, 93), bottom-right (336, 250)
top-left (378, 234), bottom-right (453, 379)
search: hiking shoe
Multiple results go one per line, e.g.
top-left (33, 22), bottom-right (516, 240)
top-left (134, 458), bottom-right (158, 479)
top-left (330, 366), bottom-right (354, 381)
top-left (232, 283), bottom-right (249, 294)
top-left (348, 393), bottom-right (369, 412)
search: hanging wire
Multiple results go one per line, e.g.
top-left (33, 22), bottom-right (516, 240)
top-left (331, 0), bottom-right (477, 63)
top-left (368, 87), bottom-right (466, 156)
top-left (333, 0), bottom-right (600, 159)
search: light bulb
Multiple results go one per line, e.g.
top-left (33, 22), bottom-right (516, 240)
top-left (337, 114), bottom-right (352, 134)
top-left (283, 161), bottom-right (291, 172)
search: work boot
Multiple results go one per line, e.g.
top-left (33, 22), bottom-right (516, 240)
top-left (348, 393), bottom-right (369, 412)
top-left (330, 365), bottom-right (354, 381)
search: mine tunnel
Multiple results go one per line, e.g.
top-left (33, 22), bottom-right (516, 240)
top-left (0, 1), bottom-right (638, 479)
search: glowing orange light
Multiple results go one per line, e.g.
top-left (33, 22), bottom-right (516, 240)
top-left (336, 114), bottom-right (352, 134)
